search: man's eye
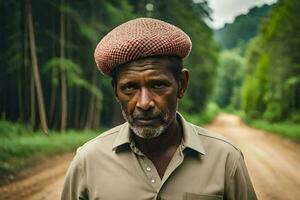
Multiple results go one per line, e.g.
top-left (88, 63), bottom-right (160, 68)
top-left (121, 85), bottom-right (135, 92)
top-left (153, 83), bottom-right (166, 89)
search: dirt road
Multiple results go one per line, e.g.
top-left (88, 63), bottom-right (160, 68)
top-left (0, 113), bottom-right (299, 200)
top-left (0, 154), bottom-right (73, 200)
top-left (206, 113), bottom-right (300, 200)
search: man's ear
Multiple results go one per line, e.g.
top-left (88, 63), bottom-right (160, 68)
top-left (178, 68), bottom-right (189, 99)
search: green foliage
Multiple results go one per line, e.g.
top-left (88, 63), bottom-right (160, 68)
top-left (0, 121), bottom-right (30, 137)
top-left (45, 57), bottom-right (102, 100)
top-left (226, 110), bottom-right (300, 142)
top-left (246, 118), bottom-right (300, 142)
top-left (213, 50), bottom-right (245, 108)
top-left (44, 58), bottom-right (81, 84)
top-left (254, 52), bottom-right (270, 112)
top-left (180, 102), bottom-right (220, 125)
top-left (241, 0), bottom-right (300, 122)
top-left (241, 75), bottom-right (259, 117)
top-left (263, 101), bottom-right (282, 122)
top-left (0, 130), bottom-right (99, 163)
top-left (0, 127), bottom-right (102, 182)
top-left (288, 110), bottom-right (300, 123)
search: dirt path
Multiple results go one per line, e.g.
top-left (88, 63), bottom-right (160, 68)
top-left (1, 113), bottom-right (299, 200)
top-left (206, 113), bottom-right (300, 200)
top-left (0, 153), bottom-right (74, 200)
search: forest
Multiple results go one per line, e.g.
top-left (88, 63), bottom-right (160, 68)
top-left (1, 0), bottom-right (299, 134)
top-left (0, 0), bottom-right (218, 133)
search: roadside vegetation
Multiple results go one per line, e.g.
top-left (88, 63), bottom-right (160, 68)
top-left (180, 102), bottom-right (220, 126)
top-left (223, 109), bottom-right (300, 142)
top-left (0, 121), bottom-right (102, 185)
top-left (247, 119), bottom-right (300, 142)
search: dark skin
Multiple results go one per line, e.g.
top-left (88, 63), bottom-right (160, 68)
top-left (113, 57), bottom-right (189, 179)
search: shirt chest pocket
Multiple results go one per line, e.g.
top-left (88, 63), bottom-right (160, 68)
top-left (183, 193), bottom-right (223, 200)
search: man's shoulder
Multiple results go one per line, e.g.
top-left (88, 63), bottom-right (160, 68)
top-left (76, 123), bottom-right (125, 154)
top-left (187, 121), bottom-right (241, 153)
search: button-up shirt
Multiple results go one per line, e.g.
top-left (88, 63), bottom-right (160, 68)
top-left (61, 114), bottom-right (257, 200)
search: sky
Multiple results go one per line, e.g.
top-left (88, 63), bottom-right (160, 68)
top-left (207, 0), bottom-right (277, 29)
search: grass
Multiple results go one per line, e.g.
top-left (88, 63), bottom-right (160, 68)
top-left (0, 125), bottom-right (103, 184)
top-left (245, 118), bottom-right (300, 142)
top-left (225, 109), bottom-right (300, 142)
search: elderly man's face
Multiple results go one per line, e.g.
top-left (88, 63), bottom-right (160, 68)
top-left (114, 57), bottom-right (183, 139)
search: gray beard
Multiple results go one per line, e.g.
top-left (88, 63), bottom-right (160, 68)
top-left (121, 109), bottom-right (172, 139)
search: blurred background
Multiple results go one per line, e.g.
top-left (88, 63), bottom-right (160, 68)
top-left (0, 0), bottom-right (299, 199)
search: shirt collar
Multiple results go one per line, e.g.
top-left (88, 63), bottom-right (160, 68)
top-left (177, 113), bottom-right (206, 155)
top-left (112, 112), bottom-right (206, 155)
top-left (112, 122), bottom-right (131, 151)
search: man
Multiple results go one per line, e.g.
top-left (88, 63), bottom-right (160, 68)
top-left (62, 18), bottom-right (257, 200)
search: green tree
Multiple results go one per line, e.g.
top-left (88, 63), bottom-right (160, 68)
top-left (241, 0), bottom-right (300, 121)
top-left (213, 50), bottom-right (245, 108)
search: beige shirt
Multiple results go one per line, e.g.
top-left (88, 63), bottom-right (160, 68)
top-left (61, 114), bottom-right (257, 200)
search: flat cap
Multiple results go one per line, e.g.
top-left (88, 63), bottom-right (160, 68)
top-left (94, 18), bottom-right (192, 75)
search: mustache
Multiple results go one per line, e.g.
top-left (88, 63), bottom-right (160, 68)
top-left (132, 109), bottom-right (163, 120)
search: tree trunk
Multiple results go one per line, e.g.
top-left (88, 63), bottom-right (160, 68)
top-left (80, 93), bottom-right (89, 129)
top-left (60, 74), bottom-right (67, 131)
top-left (49, 10), bottom-right (57, 129)
top-left (27, 0), bottom-right (48, 134)
top-left (24, 3), bottom-right (30, 122)
top-left (85, 69), bottom-right (101, 129)
top-left (85, 70), bottom-right (97, 129)
top-left (30, 69), bottom-right (36, 130)
top-left (74, 87), bottom-right (81, 129)
top-left (19, 0), bottom-right (26, 122)
top-left (60, 0), bottom-right (67, 132)
top-left (85, 94), bottom-right (95, 129)
top-left (49, 81), bottom-right (57, 127)
top-left (92, 106), bottom-right (100, 129)
top-left (18, 60), bottom-right (24, 121)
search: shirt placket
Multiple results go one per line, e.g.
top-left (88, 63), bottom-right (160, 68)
top-left (155, 144), bottom-right (185, 200)
top-left (130, 142), bottom-right (162, 191)
top-left (130, 141), bottom-right (186, 199)
top-left (140, 156), bottom-right (162, 190)
top-left (160, 144), bottom-right (185, 189)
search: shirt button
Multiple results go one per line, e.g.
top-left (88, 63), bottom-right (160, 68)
top-left (146, 167), bottom-right (151, 172)
top-left (151, 179), bottom-right (155, 184)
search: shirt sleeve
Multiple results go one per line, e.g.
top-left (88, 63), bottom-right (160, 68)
top-left (61, 152), bottom-right (89, 200)
top-left (225, 151), bottom-right (257, 200)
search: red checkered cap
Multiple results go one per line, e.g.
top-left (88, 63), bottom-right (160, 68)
top-left (94, 18), bottom-right (192, 75)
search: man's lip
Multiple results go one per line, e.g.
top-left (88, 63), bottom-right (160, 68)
top-left (135, 116), bottom-right (159, 120)
top-left (134, 117), bottom-right (159, 124)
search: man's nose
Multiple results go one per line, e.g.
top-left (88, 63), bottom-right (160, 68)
top-left (137, 88), bottom-right (154, 110)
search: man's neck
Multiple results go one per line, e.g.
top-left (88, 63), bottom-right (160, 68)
top-left (132, 116), bottom-right (182, 157)
top-left (132, 116), bottom-right (183, 179)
